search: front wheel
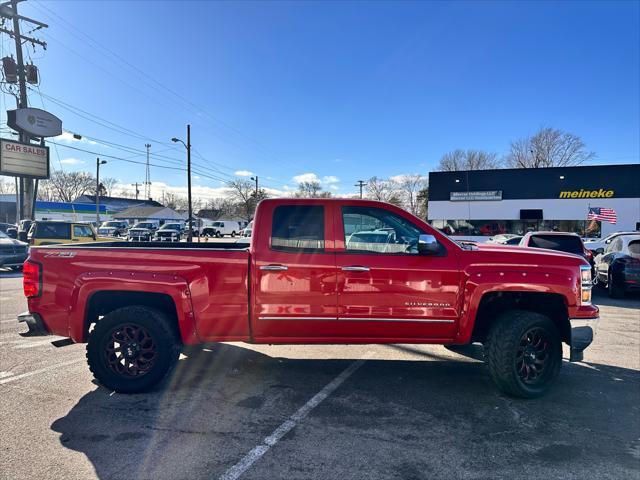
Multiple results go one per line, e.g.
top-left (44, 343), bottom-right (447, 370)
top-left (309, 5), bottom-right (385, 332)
top-left (231, 231), bottom-right (236, 237)
top-left (87, 306), bottom-right (181, 393)
top-left (485, 310), bottom-right (562, 398)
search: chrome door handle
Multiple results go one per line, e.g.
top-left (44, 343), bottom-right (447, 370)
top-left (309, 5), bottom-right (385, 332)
top-left (341, 266), bottom-right (370, 272)
top-left (260, 264), bottom-right (288, 271)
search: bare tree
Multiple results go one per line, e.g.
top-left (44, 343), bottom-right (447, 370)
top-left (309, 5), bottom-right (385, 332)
top-left (39, 170), bottom-right (95, 203)
top-left (0, 178), bottom-right (16, 195)
top-left (228, 179), bottom-right (268, 221)
top-left (294, 181), bottom-right (331, 198)
top-left (506, 127), bottom-right (595, 168)
top-left (100, 177), bottom-right (118, 197)
top-left (366, 176), bottom-right (403, 206)
top-left (437, 149), bottom-right (501, 171)
top-left (394, 174), bottom-right (427, 217)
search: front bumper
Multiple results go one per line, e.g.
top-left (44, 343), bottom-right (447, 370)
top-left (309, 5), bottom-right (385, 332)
top-left (17, 311), bottom-right (50, 336)
top-left (569, 316), bottom-right (600, 361)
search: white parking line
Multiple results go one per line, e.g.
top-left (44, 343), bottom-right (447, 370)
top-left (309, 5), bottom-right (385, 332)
top-left (218, 353), bottom-right (372, 480)
top-left (0, 359), bottom-right (84, 385)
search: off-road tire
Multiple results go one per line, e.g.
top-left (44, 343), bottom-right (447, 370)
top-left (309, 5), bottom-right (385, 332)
top-left (87, 306), bottom-right (181, 393)
top-left (485, 310), bottom-right (562, 398)
top-left (608, 272), bottom-right (625, 299)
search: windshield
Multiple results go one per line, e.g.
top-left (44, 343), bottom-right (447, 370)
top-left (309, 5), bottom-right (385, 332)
top-left (161, 224), bottom-right (181, 230)
top-left (528, 235), bottom-right (584, 255)
top-left (102, 222), bottom-right (120, 227)
top-left (0, 231), bottom-right (8, 239)
top-left (133, 223), bottom-right (153, 229)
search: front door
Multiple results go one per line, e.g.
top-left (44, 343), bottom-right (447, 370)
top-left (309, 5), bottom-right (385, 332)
top-left (335, 204), bottom-right (461, 340)
top-left (252, 202), bottom-right (338, 340)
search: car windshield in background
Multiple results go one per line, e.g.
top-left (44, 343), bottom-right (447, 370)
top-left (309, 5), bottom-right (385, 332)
top-left (35, 223), bottom-right (70, 239)
top-left (529, 235), bottom-right (583, 255)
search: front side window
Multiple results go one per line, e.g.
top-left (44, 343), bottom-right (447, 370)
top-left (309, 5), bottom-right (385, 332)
top-left (74, 225), bottom-right (93, 237)
top-left (272, 205), bottom-right (324, 251)
top-left (343, 206), bottom-right (422, 254)
top-left (607, 238), bottom-right (623, 254)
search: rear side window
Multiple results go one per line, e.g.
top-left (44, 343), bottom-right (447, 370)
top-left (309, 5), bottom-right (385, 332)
top-left (36, 223), bottom-right (70, 239)
top-left (272, 205), bottom-right (324, 252)
top-left (628, 240), bottom-right (640, 256)
top-left (529, 235), bottom-right (583, 254)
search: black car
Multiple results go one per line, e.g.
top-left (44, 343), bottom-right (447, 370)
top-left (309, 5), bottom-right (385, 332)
top-left (153, 223), bottom-right (185, 242)
top-left (0, 230), bottom-right (28, 271)
top-left (595, 234), bottom-right (640, 298)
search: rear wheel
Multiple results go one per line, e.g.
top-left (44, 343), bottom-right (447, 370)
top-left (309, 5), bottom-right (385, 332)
top-left (87, 306), bottom-right (181, 393)
top-left (608, 272), bottom-right (625, 298)
top-left (231, 231), bottom-right (236, 237)
top-left (485, 310), bottom-right (562, 398)
top-left (216, 231), bottom-right (222, 238)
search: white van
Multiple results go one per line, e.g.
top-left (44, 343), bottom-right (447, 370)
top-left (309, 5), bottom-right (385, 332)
top-left (201, 220), bottom-right (241, 238)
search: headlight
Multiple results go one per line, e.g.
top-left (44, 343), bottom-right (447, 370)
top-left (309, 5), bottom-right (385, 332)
top-left (580, 265), bottom-right (592, 305)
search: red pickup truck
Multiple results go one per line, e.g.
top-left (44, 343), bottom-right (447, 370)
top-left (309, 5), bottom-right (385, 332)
top-left (19, 198), bottom-right (599, 398)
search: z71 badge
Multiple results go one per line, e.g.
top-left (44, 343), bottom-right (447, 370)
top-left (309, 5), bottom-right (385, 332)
top-left (43, 251), bottom-right (76, 258)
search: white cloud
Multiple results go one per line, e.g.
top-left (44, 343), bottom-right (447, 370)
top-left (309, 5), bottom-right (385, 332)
top-left (292, 173), bottom-right (319, 184)
top-left (329, 185), bottom-right (339, 191)
top-left (59, 157), bottom-right (85, 165)
top-left (55, 131), bottom-right (98, 145)
top-left (322, 175), bottom-right (339, 184)
top-left (292, 173), bottom-right (340, 186)
top-left (234, 170), bottom-right (253, 177)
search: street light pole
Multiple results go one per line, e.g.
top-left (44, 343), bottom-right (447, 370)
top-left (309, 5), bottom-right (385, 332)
top-left (251, 175), bottom-right (258, 197)
top-left (172, 125), bottom-right (193, 242)
top-left (96, 158), bottom-right (107, 225)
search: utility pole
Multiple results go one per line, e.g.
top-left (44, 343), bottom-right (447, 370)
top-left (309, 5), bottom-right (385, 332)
top-left (1, 0), bottom-right (48, 220)
top-left (355, 180), bottom-right (367, 199)
top-left (144, 143), bottom-right (151, 199)
top-left (130, 182), bottom-right (141, 200)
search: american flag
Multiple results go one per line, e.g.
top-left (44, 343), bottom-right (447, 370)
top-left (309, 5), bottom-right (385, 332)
top-left (588, 207), bottom-right (617, 224)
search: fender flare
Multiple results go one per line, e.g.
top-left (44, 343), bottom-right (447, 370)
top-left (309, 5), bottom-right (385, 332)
top-left (69, 270), bottom-right (198, 344)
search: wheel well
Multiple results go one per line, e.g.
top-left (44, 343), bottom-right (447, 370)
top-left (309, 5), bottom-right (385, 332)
top-left (84, 291), bottom-right (179, 342)
top-left (471, 291), bottom-right (570, 344)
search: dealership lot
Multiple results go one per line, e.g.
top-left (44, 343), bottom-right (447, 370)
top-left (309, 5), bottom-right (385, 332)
top-left (0, 271), bottom-right (638, 480)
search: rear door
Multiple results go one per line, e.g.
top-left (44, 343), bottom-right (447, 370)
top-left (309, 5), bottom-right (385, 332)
top-left (335, 204), bottom-right (461, 340)
top-left (252, 202), bottom-right (338, 340)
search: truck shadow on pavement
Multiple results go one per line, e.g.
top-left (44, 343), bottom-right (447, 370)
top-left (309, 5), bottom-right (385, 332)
top-left (51, 343), bottom-right (640, 480)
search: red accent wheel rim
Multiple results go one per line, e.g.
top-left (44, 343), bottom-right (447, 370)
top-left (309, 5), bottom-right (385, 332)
top-left (104, 323), bottom-right (157, 378)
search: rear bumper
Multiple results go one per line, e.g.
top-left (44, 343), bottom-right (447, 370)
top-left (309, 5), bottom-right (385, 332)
top-left (17, 311), bottom-right (50, 336)
top-left (569, 316), bottom-right (600, 361)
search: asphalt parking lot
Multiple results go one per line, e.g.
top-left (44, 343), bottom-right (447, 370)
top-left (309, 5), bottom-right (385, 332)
top-left (1, 269), bottom-right (639, 480)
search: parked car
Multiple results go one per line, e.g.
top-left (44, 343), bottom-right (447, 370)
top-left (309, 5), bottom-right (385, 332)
top-left (202, 220), bottom-right (241, 237)
top-left (519, 232), bottom-right (594, 270)
top-left (98, 220), bottom-right (129, 237)
top-left (584, 231), bottom-right (639, 255)
top-left (19, 198), bottom-right (598, 398)
top-left (487, 234), bottom-right (523, 245)
top-left (0, 222), bottom-right (16, 234)
top-left (153, 223), bottom-right (184, 242)
top-left (127, 222), bottom-right (159, 241)
top-left (242, 220), bottom-right (253, 237)
top-left (594, 234), bottom-right (640, 298)
top-left (27, 221), bottom-right (109, 246)
top-left (0, 230), bottom-right (28, 270)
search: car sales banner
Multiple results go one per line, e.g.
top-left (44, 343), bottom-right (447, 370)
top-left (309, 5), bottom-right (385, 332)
top-left (0, 138), bottom-right (50, 179)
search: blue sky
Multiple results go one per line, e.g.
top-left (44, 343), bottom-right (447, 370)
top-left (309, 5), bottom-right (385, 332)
top-left (1, 0), bottom-right (638, 199)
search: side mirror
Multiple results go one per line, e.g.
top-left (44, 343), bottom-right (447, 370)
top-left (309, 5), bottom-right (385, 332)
top-left (418, 234), bottom-right (440, 255)
top-left (595, 248), bottom-right (604, 255)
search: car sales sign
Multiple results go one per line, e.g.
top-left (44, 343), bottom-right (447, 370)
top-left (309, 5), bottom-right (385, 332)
top-left (0, 138), bottom-right (50, 179)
